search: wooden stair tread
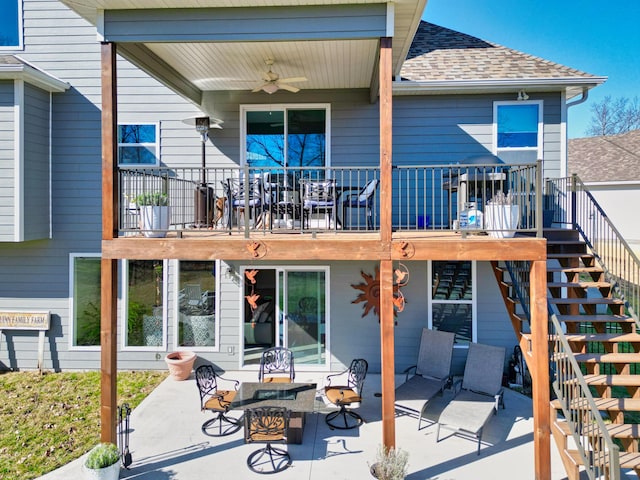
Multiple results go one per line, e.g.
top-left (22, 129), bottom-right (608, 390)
top-left (563, 332), bottom-right (640, 343)
top-left (573, 352), bottom-right (640, 363)
top-left (591, 397), bottom-right (640, 412)
top-left (546, 266), bottom-right (603, 273)
top-left (566, 374), bottom-right (640, 387)
top-left (565, 450), bottom-right (640, 470)
top-left (549, 297), bottom-right (624, 305)
top-left (547, 253), bottom-right (594, 259)
top-left (558, 418), bottom-right (640, 439)
top-left (557, 314), bottom-right (634, 323)
top-left (548, 281), bottom-right (612, 289)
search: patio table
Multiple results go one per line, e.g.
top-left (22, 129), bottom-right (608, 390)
top-left (229, 382), bottom-right (318, 444)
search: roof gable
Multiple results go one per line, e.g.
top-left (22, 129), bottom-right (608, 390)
top-left (401, 21), bottom-right (599, 83)
top-left (568, 130), bottom-right (640, 182)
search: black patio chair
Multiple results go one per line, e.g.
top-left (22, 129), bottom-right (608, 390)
top-left (324, 358), bottom-right (368, 429)
top-left (246, 406), bottom-right (291, 474)
top-left (258, 346), bottom-right (295, 383)
top-left (195, 364), bottom-right (242, 437)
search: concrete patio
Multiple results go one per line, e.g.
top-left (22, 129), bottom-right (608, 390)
top-left (39, 370), bottom-right (573, 480)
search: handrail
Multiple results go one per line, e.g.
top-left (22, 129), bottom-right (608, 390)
top-left (546, 175), bottom-right (640, 328)
top-left (549, 313), bottom-right (621, 480)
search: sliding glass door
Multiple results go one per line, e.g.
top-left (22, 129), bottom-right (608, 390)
top-left (242, 266), bottom-right (328, 369)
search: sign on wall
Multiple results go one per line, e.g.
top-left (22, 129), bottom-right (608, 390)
top-left (0, 311), bottom-right (50, 330)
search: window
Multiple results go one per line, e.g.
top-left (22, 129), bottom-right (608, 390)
top-left (118, 124), bottom-right (159, 165)
top-left (494, 101), bottom-right (543, 163)
top-left (429, 261), bottom-right (476, 346)
top-left (0, 1), bottom-right (22, 50)
top-left (177, 260), bottom-right (218, 350)
top-left (124, 260), bottom-right (166, 349)
top-left (70, 254), bottom-right (101, 348)
top-left (243, 105), bottom-right (329, 171)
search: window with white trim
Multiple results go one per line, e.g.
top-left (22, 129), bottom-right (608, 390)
top-left (0, 1), bottom-right (22, 50)
top-left (123, 259), bottom-right (166, 349)
top-left (177, 260), bottom-right (219, 350)
top-left (69, 254), bottom-right (101, 348)
top-left (493, 101), bottom-right (543, 164)
top-left (118, 124), bottom-right (159, 165)
top-left (428, 261), bottom-right (476, 347)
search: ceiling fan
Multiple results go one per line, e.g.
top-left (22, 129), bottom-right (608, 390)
top-left (252, 58), bottom-right (307, 94)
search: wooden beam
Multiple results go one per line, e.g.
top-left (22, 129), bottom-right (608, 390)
top-left (530, 259), bottom-right (551, 480)
top-left (100, 41), bottom-right (118, 444)
top-left (379, 259), bottom-right (396, 448)
top-left (392, 238), bottom-right (548, 261)
top-left (379, 37), bottom-right (392, 245)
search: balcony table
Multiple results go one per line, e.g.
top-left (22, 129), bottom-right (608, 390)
top-left (229, 382), bottom-right (318, 444)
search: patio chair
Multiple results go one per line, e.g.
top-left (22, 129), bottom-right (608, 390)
top-left (394, 328), bottom-right (455, 430)
top-left (224, 176), bottom-right (264, 229)
top-left (302, 178), bottom-right (336, 229)
top-left (183, 283), bottom-right (202, 307)
top-left (324, 358), bottom-right (368, 430)
top-left (436, 342), bottom-right (506, 454)
top-left (195, 365), bottom-right (242, 437)
top-left (341, 178), bottom-right (379, 230)
top-left (246, 406), bottom-right (291, 474)
top-left (258, 346), bottom-right (295, 383)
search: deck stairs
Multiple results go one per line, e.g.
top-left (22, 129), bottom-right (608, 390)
top-left (492, 227), bottom-right (640, 479)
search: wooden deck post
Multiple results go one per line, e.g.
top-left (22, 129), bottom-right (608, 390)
top-left (100, 41), bottom-right (118, 444)
top-left (379, 35), bottom-right (394, 448)
top-left (380, 259), bottom-right (396, 448)
top-left (530, 259), bottom-right (550, 480)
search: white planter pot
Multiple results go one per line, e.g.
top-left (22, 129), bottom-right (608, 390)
top-left (84, 461), bottom-right (120, 480)
top-left (485, 205), bottom-right (520, 238)
top-left (139, 206), bottom-right (170, 238)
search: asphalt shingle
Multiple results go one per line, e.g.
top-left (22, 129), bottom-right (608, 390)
top-left (568, 130), bottom-right (640, 182)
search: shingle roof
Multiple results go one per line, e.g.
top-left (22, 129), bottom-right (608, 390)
top-left (401, 21), bottom-right (598, 82)
top-left (568, 130), bottom-right (640, 182)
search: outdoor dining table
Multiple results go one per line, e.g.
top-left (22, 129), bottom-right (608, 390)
top-left (229, 382), bottom-right (318, 444)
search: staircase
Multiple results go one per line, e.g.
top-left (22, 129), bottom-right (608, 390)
top-left (492, 227), bottom-right (640, 479)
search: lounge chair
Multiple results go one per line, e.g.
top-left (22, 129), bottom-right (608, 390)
top-left (436, 342), bottom-right (506, 454)
top-left (394, 328), bottom-right (455, 429)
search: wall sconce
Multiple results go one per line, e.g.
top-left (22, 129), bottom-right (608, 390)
top-left (517, 89), bottom-right (529, 101)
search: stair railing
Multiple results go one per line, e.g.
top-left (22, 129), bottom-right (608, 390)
top-left (504, 260), bottom-right (621, 480)
top-left (549, 312), bottom-right (621, 480)
top-left (546, 175), bottom-right (640, 328)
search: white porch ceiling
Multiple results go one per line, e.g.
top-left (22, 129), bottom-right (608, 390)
top-left (61, 0), bottom-right (426, 99)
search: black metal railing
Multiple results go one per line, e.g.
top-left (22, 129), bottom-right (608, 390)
top-left (118, 161), bottom-right (544, 237)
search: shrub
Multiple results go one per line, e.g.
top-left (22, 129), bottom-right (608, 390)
top-left (85, 442), bottom-right (119, 469)
top-left (370, 445), bottom-right (409, 480)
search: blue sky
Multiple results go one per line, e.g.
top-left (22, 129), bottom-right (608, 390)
top-left (423, 0), bottom-right (640, 138)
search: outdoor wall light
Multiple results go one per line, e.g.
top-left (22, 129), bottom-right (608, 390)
top-left (517, 89), bottom-right (529, 101)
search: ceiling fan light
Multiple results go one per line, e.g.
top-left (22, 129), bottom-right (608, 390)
top-left (262, 83), bottom-right (279, 94)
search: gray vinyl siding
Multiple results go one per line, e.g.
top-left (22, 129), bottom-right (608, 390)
top-left (23, 84), bottom-right (51, 240)
top-left (0, 82), bottom-right (15, 241)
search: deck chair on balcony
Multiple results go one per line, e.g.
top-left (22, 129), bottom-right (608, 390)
top-left (195, 365), bottom-right (242, 437)
top-left (341, 178), bottom-right (379, 230)
top-left (224, 176), bottom-right (264, 229)
top-left (394, 328), bottom-right (455, 430)
top-left (436, 342), bottom-right (506, 454)
top-left (302, 178), bottom-right (336, 229)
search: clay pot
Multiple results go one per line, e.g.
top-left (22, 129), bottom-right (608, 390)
top-left (164, 351), bottom-right (196, 380)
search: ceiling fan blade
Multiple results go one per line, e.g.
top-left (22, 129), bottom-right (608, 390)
top-left (252, 84), bottom-right (267, 93)
top-left (277, 76), bottom-right (307, 84)
top-left (278, 83), bottom-right (300, 93)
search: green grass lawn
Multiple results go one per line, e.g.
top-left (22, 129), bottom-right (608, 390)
top-left (0, 370), bottom-right (167, 479)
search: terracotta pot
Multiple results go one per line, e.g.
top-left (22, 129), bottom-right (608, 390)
top-left (164, 351), bottom-right (196, 380)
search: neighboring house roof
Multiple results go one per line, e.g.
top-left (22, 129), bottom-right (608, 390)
top-left (568, 129), bottom-right (640, 183)
top-left (398, 22), bottom-right (605, 97)
top-left (0, 55), bottom-right (69, 92)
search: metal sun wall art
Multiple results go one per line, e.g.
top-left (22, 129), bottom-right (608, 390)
top-left (351, 264), bottom-right (409, 323)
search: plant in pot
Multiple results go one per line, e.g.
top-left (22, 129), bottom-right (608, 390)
top-left (484, 190), bottom-right (520, 238)
top-left (84, 442), bottom-right (120, 480)
top-left (134, 192), bottom-right (170, 238)
top-left (369, 444), bottom-right (409, 480)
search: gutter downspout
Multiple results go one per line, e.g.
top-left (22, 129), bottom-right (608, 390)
top-left (567, 87), bottom-right (589, 108)
top-left (561, 87), bottom-right (590, 177)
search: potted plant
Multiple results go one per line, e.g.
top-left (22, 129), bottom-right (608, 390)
top-left (134, 192), bottom-right (170, 238)
top-left (84, 442), bottom-right (120, 480)
top-left (484, 190), bottom-right (520, 238)
top-left (369, 445), bottom-right (409, 480)
top-left (164, 350), bottom-right (197, 380)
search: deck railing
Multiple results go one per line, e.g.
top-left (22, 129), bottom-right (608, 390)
top-left (119, 161), bottom-right (543, 237)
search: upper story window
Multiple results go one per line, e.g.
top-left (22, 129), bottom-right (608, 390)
top-left (118, 124), bottom-right (159, 166)
top-left (0, 1), bottom-right (23, 50)
top-left (493, 101), bottom-right (543, 163)
top-left (242, 105), bottom-right (330, 171)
